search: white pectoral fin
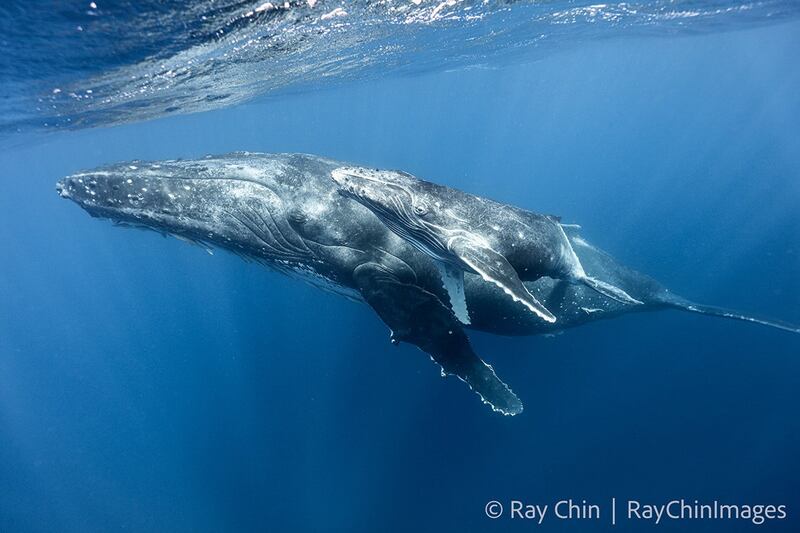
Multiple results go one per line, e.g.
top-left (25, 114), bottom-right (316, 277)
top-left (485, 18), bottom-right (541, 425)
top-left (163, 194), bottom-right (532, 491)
top-left (451, 239), bottom-right (557, 323)
top-left (435, 261), bottom-right (470, 325)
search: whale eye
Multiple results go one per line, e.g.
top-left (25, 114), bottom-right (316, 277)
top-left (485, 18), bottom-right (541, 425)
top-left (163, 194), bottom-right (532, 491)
top-left (413, 202), bottom-right (428, 216)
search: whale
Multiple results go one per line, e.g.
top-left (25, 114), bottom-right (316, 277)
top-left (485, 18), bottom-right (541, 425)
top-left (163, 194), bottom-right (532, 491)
top-left (331, 166), bottom-right (642, 326)
top-left (56, 152), bottom-right (799, 415)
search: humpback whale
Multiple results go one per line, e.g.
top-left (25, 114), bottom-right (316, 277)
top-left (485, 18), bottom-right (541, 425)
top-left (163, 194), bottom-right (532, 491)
top-left (56, 152), bottom-right (799, 415)
top-left (331, 166), bottom-right (641, 326)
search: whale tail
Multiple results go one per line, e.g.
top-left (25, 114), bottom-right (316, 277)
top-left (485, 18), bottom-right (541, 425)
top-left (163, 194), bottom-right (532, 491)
top-left (656, 293), bottom-right (800, 334)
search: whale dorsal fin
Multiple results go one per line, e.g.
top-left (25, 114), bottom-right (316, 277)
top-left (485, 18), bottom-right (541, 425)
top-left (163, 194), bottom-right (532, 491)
top-left (449, 237), bottom-right (557, 323)
top-left (353, 262), bottom-right (523, 415)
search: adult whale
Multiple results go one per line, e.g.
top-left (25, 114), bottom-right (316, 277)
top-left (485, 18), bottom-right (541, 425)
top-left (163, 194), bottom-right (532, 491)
top-left (56, 152), bottom-right (799, 415)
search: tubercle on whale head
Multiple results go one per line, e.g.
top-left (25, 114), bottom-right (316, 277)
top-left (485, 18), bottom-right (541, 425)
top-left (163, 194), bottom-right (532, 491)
top-left (58, 165), bottom-right (183, 221)
top-left (331, 167), bottom-right (400, 203)
top-left (330, 167), bottom-right (364, 201)
top-left (55, 163), bottom-right (228, 247)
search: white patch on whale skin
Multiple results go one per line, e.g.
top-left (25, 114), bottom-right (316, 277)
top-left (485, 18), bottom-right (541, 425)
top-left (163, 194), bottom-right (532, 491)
top-left (443, 208), bottom-right (469, 225)
top-left (321, 7), bottom-right (347, 19)
top-left (229, 180), bottom-right (267, 200)
top-left (302, 199), bottom-right (327, 217)
top-left (225, 164), bottom-right (268, 180)
top-left (70, 171), bottom-right (113, 178)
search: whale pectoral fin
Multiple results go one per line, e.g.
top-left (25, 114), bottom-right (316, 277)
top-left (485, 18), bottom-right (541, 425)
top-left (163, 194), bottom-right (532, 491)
top-left (450, 240), bottom-right (557, 323)
top-left (434, 261), bottom-right (471, 325)
top-left (582, 276), bottom-right (643, 305)
top-left (353, 262), bottom-right (523, 416)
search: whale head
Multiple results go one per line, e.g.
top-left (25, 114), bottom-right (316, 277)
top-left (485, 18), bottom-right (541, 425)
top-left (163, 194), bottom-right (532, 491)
top-left (57, 157), bottom-right (310, 263)
top-left (331, 166), bottom-right (471, 260)
top-left (56, 161), bottom-right (228, 242)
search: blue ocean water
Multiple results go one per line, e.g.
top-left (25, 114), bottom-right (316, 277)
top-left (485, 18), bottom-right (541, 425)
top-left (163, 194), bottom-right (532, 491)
top-left (1, 5), bottom-right (799, 533)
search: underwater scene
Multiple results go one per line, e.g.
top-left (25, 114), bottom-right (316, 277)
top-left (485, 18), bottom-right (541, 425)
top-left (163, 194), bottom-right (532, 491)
top-left (1, 1), bottom-right (799, 531)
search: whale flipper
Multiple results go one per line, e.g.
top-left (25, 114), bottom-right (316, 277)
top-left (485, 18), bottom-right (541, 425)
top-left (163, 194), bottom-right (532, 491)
top-left (449, 238), bottom-right (557, 323)
top-left (353, 262), bottom-right (523, 415)
top-left (434, 261), bottom-right (471, 325)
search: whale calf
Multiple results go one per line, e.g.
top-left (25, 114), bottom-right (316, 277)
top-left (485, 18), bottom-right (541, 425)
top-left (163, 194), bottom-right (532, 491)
top-left (331, 166), bottom-right (641, 326)
top-left (57, 153), bottom-right (799, 415)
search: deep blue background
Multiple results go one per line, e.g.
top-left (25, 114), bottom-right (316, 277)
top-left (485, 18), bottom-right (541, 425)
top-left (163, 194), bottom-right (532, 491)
top-left (1, 22), bottom-right (799, 532)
